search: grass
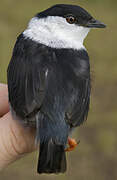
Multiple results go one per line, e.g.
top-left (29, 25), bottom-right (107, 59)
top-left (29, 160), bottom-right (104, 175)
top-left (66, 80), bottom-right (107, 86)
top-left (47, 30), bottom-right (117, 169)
top-left (0, 0), bottom-right (117, 180)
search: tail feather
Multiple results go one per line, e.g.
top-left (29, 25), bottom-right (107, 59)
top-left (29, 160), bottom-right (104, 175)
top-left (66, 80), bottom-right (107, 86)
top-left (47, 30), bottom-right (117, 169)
top-left (37, 139), bottom-right (66, 174)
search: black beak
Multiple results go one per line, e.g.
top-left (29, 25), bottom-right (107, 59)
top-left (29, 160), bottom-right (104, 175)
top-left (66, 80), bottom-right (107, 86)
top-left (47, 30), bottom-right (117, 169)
top-left (86, 18), bottom-right (106, 28)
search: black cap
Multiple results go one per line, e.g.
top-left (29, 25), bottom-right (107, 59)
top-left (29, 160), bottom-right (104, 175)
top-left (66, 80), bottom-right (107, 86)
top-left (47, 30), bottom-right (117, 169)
top-left (36, 4), bottom-right (106, 28)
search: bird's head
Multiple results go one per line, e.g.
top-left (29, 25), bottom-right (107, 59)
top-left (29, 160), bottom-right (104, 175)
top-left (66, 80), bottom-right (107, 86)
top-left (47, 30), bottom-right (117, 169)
top-left (23, 4), bottom-right (106, 50)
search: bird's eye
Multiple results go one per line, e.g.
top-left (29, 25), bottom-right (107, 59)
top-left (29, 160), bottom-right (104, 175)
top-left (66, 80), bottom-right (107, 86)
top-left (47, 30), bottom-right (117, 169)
top-left (66, 16), bottom-right (76, 24)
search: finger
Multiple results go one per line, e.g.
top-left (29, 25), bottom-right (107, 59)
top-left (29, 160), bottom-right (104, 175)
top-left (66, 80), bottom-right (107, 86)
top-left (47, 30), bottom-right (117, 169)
top-left (0, 112), bottom-right (36, 170)
top-left (1, 112), bottom-right (36, 155)
top-left (0, 83), bottom-right (9, 117)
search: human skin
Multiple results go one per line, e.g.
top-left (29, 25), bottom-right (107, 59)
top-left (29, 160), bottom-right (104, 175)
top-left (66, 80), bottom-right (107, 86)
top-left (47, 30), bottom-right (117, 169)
top-left (0, 83), bottom-right (36, 170)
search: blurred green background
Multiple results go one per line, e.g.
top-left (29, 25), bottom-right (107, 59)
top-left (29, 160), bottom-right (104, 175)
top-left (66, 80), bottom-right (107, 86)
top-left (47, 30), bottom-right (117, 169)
top-left (0, 0), bottom-right (117, 179)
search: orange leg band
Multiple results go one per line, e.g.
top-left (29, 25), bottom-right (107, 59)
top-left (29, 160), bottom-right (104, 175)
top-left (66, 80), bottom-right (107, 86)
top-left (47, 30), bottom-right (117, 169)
top-left (65, 137), bottom-right (80, 152)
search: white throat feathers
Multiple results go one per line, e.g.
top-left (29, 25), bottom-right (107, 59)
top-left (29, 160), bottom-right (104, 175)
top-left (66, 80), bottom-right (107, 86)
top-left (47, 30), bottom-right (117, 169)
top-left (23, 16), bottom-right (90, 50)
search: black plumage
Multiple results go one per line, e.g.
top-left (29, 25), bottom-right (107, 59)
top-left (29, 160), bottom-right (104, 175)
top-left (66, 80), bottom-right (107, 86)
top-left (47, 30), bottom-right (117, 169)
top-left (8, 34), bottom-right (90, 126)
top-left (7, 34), bottom-right (90, 173)
top-left (7, 4), bottom-right (105, 174)
top-left (36, 4), bottom-right (92, 26)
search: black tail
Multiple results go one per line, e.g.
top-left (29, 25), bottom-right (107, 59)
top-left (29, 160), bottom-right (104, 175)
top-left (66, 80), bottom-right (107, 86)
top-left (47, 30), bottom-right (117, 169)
top-left (37, 139), bottom-right (67, 174)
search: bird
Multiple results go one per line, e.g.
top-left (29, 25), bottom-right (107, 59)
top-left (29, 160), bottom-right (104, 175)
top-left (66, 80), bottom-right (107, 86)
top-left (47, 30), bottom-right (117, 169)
top-left (7, 4), bottom-right (106, 174)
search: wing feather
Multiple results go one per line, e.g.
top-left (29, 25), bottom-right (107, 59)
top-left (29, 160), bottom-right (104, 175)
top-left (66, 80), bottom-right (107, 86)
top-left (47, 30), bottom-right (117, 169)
top-left (65, 78), bottom-right (90, 127)
top-left (7, 35), bottom-right (47, 121)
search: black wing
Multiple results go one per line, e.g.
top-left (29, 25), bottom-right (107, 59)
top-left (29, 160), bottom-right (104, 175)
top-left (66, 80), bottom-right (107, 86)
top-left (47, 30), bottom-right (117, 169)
top-left (65, 78), bottom-right (91, 127)
top-left (62, 49), bottom-right (91, 127)
top-left (7, 34), bottom-right (48, 124)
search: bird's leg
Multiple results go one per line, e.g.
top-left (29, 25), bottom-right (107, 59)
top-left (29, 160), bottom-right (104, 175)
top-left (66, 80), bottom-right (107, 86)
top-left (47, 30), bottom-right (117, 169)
top-left (65, 137), bottom-right (80, 152)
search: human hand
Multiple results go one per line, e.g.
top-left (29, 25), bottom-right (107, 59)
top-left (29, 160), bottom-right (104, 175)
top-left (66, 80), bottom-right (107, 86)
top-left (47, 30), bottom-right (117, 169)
top-left (0, 83), bottom-right (36, 170)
